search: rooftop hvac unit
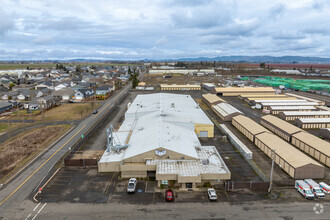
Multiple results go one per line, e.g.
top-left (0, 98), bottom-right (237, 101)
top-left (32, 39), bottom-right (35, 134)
top-left (202, 159), bottom-right (209, 165)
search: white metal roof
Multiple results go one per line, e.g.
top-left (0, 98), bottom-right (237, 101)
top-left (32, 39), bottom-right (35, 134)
top-left (254, 100), bottom-right (308, 103)
top-left (261, 102), bottom-right (318, 107)
top-left (101, 93), bottom-right (214, 162)
top-left (212, 103), bottom-right (243, 117)
top-left (147, 146), bottom-right (230, 176)
top-left (270, 106), bottom-right (316, 110)
top-left (282, 111), bottom-right (330, 116)
top-left (297, 118), bottom-right (330, 123)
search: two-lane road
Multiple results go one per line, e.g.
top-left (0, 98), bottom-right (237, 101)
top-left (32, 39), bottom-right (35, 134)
top-left (0, 83), bottom-right (131, 213)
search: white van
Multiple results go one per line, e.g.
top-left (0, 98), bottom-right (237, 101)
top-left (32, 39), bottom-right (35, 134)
top-left (319, 182), bottom-right (330, 194)
top-left (295, 180), bottom-right (314, 199)
top-left (304, 179), bottom-right (325, 198)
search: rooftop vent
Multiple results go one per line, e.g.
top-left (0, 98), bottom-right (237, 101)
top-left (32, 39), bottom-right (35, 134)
top-left (171, 103), bottom-right (175, 108)
top-left (202, 159), bottom-right (209, 165)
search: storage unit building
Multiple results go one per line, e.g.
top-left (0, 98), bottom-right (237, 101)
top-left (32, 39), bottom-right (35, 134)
top-left (261, 102), bottom-right (319, 110)
top-left (254, 132), bottom-right (324, 179)
top-left (285, 93), bottom-right (326, 106)
top-left (215, 87), bottom-right (275, 96)
top-left (202, 83), bottom-right (216, 91)
top-left (291, 131), bottom-right (330, 167)
top-left (295, 118), bottom-right (330, 128)
top-left (260, 115), bottom-right (303, 142)
top-left (317, 106), bottom-right (330, 111)
top-left (238, 94), bottom-right (288, 101)
top-left (279, 111), bottom-right (330, 121)
top-left (232, 115), bottom-right (270, 142)
top-left (248, 97), bottom-right (298, 104)
top-left (212, 103), bottom-right (243, 122)
top-left (202, 93), bottom-right (226, 107)
top-left (252, 99), bottom-right (307, 105)
top-left (160, 84), bottom-right (201, 90)
top-left (269, 106), bottom-right (316, 115)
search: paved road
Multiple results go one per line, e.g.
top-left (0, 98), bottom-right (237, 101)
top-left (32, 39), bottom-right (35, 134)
top-left (4, 200), bottom-right (330, 220)
top-left (0, 83), bottom-right (132, 213)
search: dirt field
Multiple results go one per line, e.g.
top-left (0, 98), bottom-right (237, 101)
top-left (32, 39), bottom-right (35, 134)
top-left (9, 103), bottom-right (101, 121)
top-left (0, 125), bottom-right (71, 180)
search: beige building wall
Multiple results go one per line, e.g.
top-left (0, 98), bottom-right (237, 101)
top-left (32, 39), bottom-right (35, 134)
top-left (123, 148), bottom-right (197, 163)
top-left (98, 161), bottom-right (121, 172)
top-left (194, 123), bottom-right (214, 137)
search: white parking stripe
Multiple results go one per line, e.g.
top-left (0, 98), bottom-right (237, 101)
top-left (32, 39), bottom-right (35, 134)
top-left (33, 202), bottom-right (41, 211)
top-left (25, 213), bottom-right (32, 220)
top-left (31, 203), bottom-right (47, 220)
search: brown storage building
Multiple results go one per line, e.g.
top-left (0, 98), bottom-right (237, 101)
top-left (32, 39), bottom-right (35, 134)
top-left (215, 87), bottom-right (275, 96)
top-left (279, 111), bottom-right (330, 121)
top-left (238, 94), bottom-right (288, 102)
top-left (291, 131), bottom-right (330, 167)
top-left (260, 115), bottom-right (303, 142)
top-left (202, 93), bottom-right (226, 108)
top-left (295, 118), bottom-right (330, 129)
top-left (320, 128), bottom-right (330, 140)
top-left (254, 132), bottom-right (324, 179)
top-left (232, 115), bottom-right (270, 142)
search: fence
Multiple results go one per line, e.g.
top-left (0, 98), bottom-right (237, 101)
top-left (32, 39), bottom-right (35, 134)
top-left (63, 90), bottom-right (129, 165)
top-left (225, 181), bottom-right (269, 191)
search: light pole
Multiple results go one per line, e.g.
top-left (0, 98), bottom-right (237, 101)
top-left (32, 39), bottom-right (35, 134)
top-left (268, 149), bottom-right (276, 193)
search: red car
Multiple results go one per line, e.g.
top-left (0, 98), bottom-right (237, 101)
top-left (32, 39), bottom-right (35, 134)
top-left (165, 189), bottom-right (174, 202)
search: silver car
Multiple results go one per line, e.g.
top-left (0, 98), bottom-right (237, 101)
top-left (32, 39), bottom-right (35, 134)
top-left (207, 188), bottom-right (217, 201)
top-left (127, 178), bottom-right (137, 193)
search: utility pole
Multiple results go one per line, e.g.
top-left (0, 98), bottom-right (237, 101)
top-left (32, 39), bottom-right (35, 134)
top-left (268, 149), bottom-right (275, 193)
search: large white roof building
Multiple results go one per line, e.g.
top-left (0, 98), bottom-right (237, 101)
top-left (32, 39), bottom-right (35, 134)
top-left (98, 93), bottom-right (230, 188)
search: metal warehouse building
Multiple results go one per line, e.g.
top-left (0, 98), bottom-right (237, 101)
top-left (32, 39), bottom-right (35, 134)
top-left (286, 93), bottom-right (326, 106)
top-left (269, 106), bottom-right (316, 114)
top-left (202, 93), bottom-right (226, 107)
top-left (291, 131), bottom-right (330, 167)
top-left (232, 115), bottom-right (270, 142)
top-left (212, 103), bottom-right (243, 122)
top-left (214, 87), bottom-right (275, 96)
top-left (296, 118), bottom-right (330, 128)
top-left (260, 115), bottom-right (303, 142)
top-left (279, 111), bottom-right (330, 121)
top-left (98, 93), bottom-right (231, 189)
top-left (160, 84), bottom-right (201, 90)
top-left (238, 94), bottom-right (288, 101)
top-left (247, 97), bottom-right (298, 104)
top-left (317, 106), bottom-right (330, 111)
top-left (254, 132), bottom-right (324, 179)
top-left (253, 99), bottom-right (308, 105)
top-left (202, 83), bottom-right (216, 91)
top-left (261, 102), bottom-right (319, 110)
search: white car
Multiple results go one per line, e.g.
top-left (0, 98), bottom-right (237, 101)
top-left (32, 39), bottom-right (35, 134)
top-left (207, 188), bottom-right (217, 201)
top-left (127, 178), bottom-right (137, 193)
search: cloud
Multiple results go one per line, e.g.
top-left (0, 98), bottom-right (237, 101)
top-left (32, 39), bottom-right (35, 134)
top-left (0, 8), bottom-right (14, 35)
top-left (0, 0), bottom-right (329, 59)
top-left (268, 3), bottom-right (286, 20)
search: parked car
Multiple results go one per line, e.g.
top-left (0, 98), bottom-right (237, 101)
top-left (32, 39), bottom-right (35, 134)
top-left (92, 110), bottom-right (98, 114)
top-left (127, 178), bottom-right (137, 193)
top-left (207, 188), bottom-right (217, 201)
top-left (165, 189), bottom-right (174, 202)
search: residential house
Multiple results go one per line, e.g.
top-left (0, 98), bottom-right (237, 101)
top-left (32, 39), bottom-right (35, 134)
top-left (95, 85), bottom-right (112, 96)
top-left (37, 95), bottom-right (55, 110)
top-left (24, 98), bottom-right (38, 110)
top-left (52, 87), bottom-right (75, 101)
top-left (0, 101), bottom-right (13, 113)
top-left (35, 81), bottom-right (54, 90)
top-left (74, 89), bottom-right (94, 100)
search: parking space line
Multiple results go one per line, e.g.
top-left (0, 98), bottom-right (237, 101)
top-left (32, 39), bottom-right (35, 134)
top-left (25, 213), bottom-right (32, 220)
top-left (33, 202), bottom-right (41, 211)
top-left (153, 191), bottom-right (155, 204)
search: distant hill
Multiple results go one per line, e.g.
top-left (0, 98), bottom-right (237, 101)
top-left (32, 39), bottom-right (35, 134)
top-left (142, 56), bottom-right (330, 63)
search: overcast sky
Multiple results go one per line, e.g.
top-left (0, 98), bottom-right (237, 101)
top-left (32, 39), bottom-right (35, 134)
top-left (0, 0), bottom-right (329, 60)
